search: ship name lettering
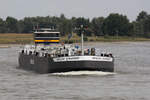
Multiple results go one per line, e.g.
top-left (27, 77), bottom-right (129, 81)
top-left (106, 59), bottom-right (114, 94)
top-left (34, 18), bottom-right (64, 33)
top-left (66, 57), bottom-right (79, 60)
top-left (92, 57), bottom-right (102, 60)
top-left (92, 57), bottom-right (111, 61)
top-left (56, 58), bottom-right (65, 61)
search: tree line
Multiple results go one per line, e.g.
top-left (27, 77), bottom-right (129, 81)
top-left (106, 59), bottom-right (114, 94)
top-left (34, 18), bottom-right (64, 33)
top-left (0, 11), bottom-right (150, 38)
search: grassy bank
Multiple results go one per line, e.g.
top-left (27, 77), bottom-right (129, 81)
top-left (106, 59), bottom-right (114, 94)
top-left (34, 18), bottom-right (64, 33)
top-left (87, 36), bottom-right (150, 42)
top-left (0, 33), bottom-right (33, 44)
top-left (0, 33), bottom-right (150, 44)
top-left (61, 34), bottom-right (150, 43)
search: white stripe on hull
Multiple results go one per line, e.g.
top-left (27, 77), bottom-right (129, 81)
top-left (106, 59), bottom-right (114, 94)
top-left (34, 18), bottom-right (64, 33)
top-left (53, 56), bottom-right (113, 62)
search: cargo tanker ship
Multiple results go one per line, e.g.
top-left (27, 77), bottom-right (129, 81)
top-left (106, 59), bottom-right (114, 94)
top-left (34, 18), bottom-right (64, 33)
top-left (18, 28), bottom-right (114, 74)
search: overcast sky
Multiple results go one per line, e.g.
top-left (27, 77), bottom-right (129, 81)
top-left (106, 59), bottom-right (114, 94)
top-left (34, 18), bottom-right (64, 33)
top-left (0, 0), bottom-right (150, 21)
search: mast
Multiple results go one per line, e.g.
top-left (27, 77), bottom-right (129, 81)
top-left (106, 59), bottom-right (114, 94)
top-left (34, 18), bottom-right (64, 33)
top-left (81, 32), bottom-right (84, 56)
top-left (81, 25), bottom-right (84, 56)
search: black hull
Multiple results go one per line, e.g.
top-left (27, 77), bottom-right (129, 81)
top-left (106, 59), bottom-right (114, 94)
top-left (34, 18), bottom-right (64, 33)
top-left (18, 53), bottom-right (114, 74)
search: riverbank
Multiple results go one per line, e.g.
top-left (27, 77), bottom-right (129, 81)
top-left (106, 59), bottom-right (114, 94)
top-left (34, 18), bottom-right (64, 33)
top-left (0, 33), bottom-right (33, 44)
top-left (0, 33), bottom-right (150, 44)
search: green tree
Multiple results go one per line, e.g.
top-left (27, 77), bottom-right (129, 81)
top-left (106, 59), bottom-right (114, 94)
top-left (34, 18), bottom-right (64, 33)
top-left (5, 16), bottom-right (18, 33)
top-left (0, 18), bottom-right (7, 33)
top-left (58, 14), bottom-right (72, 36)
top-left (91, 17), bottom-right (105, 36)
top-left (22, 17), bottom-right (36, 33)
top-left (102, 13), bottom-right (132, 36)
top-left (73, 17), bottom-right (92, 36)
top-left (143, 15), bottom-right (150, 37)
top-left (17, 20), bottom-right (25, 33)
top-left (136, 11), bottom-right (148, 22)
top-left (135, 11), bottom-right (150, 37)
top-left (59, 19), bottom-right (72, 36)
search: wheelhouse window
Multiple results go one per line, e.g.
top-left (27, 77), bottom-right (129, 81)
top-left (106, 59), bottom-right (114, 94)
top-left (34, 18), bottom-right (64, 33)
top-left (35, 33), bottom-right (59, 37)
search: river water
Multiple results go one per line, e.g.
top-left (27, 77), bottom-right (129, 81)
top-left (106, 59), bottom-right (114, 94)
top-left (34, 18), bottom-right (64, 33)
top-left (0, 42), bottom-right (150, 100)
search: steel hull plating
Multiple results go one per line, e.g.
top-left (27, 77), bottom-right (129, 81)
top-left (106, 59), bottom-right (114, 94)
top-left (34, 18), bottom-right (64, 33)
top-left (18, 53), bottom-right (114, 74)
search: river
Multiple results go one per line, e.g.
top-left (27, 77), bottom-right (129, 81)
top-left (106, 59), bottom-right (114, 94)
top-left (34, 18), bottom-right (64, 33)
top-left (0, 42), bottom-right (150, 100)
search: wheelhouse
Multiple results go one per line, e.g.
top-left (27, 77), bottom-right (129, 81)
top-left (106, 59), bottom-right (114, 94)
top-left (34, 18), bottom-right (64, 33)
top-left (34, 28), bottom-right (60, 44)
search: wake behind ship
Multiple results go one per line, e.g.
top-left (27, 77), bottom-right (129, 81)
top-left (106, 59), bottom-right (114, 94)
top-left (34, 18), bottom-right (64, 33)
top-left (18, 28), bottom-right (114, 74)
